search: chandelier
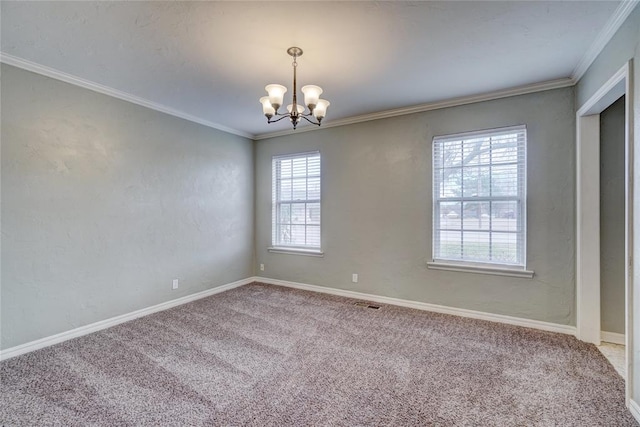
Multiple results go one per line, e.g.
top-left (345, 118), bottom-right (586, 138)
top-left (259, 47), bottom-right (330, 130)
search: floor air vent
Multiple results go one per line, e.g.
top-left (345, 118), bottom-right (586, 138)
top-left (354, 302), bottom-right (381, 310)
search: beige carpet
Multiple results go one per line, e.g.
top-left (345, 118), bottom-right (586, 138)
top-left (1, 282), bottom-right (637, 426)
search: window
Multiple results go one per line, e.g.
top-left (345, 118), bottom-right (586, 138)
top-left (432, 125), bottom-right (526, 268)
top-left (271, 152), bottom-right (321, 252)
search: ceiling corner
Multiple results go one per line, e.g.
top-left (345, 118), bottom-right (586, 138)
top-left (571, 0), bottom-right (640, 82)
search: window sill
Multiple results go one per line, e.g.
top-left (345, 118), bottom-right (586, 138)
top-left (426, 261), bottom-right (534, 279)
top-left (268, 247), bottom-right (324, 257)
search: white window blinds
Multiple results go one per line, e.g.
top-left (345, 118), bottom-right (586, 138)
top-left (272, 152), bottom-right (321, 249)
top-left (432, 125), bottom-right (526, 266)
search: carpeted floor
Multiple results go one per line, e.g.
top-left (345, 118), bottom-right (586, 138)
top-left (1, 282), bottom-right (637, 426)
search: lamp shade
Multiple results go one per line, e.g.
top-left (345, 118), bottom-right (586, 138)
top-left (286, 104), bottom-right (305, 114)
top-left (259, 97), bottom-right (275, 116)
top-left (301, 85), bottom-right (323, 108)
top-left (313, 99), bottom-right (330, 119)
top-left (265, 84), bottom-right (287, 109)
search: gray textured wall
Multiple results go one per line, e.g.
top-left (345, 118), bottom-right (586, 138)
top-left (256, 87), bottom-right (576, 326)
top-left (575, 5), bottom-right (639, 403)
top-left (1, 64), bottom-right (254, 349)
top-left (600, 96), bottom-right (625, 335)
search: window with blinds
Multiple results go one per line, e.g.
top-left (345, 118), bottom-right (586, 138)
top-left (272, 152), bottom-right (321, 250)
top-left (432, 125), bottom-right (526, 267)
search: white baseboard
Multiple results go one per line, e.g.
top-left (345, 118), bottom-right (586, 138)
top-left (255, 276), bottom-right (577, 336)
top-left (0, 275), bottom-right (581, 361)
top-left (601, 331), bottom-right (626, 345)
top-left (630, 399), bottom-right (640, 424)
top-left (0, 277), bottom-right (256, 361)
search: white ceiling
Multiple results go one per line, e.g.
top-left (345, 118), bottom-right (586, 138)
top-left (0, 1), bottom-right (625, 138)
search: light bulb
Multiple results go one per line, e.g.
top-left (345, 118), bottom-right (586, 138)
top-left (265, 84), bottom-right (287, 111)
top-left (301, 85), bottom-right (323, 110)
top-left (313, 99), bottom-right (330, 119)
top-left (259, 97), bottom-right (275, 117)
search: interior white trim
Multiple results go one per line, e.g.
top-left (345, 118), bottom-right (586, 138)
top-left (571, 1), bottom-right (639, 82)
top-left (578, 65), bottom-right (630, 117)
top-left (602, 331), bottom-right (626, 345)
top-left (575, 60), bottom-right (633, 406)
top-left (255, 276), bottom-right (576, 336)
top-left (254, 78), bottom-right (574, 140)
top-left (576, 113), bottom-right (601, 345)
top-left (0, 277), bottom-right (256, 361)
top-left (426, 261), bottom-right (534, 279)
top-left (267, 247), bottom-right (325, 257)
top-left (1, 51), bottom-right (574, 143)
top-left (1, 275), bottom-right (579, 361)
top-left (630, 399), bottom-right (640, 423)
top-left (0, 52), bottom-right (254, 140)
top-left (4, 0), bottom-right (637, 145)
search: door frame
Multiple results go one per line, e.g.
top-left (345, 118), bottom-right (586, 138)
top-left (576, 60), bottom-right (633, 404)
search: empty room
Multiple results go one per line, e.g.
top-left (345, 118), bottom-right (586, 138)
top-left (2, 1), bottom-right (640, 425)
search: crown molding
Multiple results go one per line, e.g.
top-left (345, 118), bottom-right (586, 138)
top-left (0, 52), bottom-right (255, 140)
top-left (4, 1), bottom-right (636, 143)
top-left (254, 77), bottom-right (575, 140)
top-left (571, 0), bottom-right (639, 82)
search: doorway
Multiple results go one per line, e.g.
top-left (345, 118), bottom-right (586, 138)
top-left (576, 61), bottom-right (633, 404)
top-left (599, 95), bottom-right (627, 378)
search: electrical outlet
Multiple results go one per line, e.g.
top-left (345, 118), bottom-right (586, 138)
top-left (352, 273), bottom-right (358, 283)
top-left (260, 264), bottom-right (265, 271)
top-left (172, 279), bottom-right (179, 290)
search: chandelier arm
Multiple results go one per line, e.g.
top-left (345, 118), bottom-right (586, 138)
top-left (300, 115), bottom-right (321, 126)
top-left (267, 115), bottom-right (292, 124)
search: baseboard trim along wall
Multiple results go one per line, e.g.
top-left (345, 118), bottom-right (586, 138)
top-left (0, 277), bottom-right (255, 361)
top-left (601, 331), bottom-right (626, 345)
top-left (255, 277), bottom-right (577, 336)
top-left (630, 399), bottom-right (640, 424)
top-left (1, 275), bottom-right (581, 361)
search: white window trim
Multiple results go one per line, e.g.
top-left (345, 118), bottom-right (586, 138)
top-left (426, 260), bottom-right (534, 278)
top-left (268, 247), bottom-right (325, 257)
top-left (271, 151), bottom-right (322, 252)
top-left (431, 125), bottom-right (530, 274)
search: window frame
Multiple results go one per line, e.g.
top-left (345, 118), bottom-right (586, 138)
top-left (428, 125), bottom-right (532, 277)
top-left (269, 151), bottom-right (323, 256)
